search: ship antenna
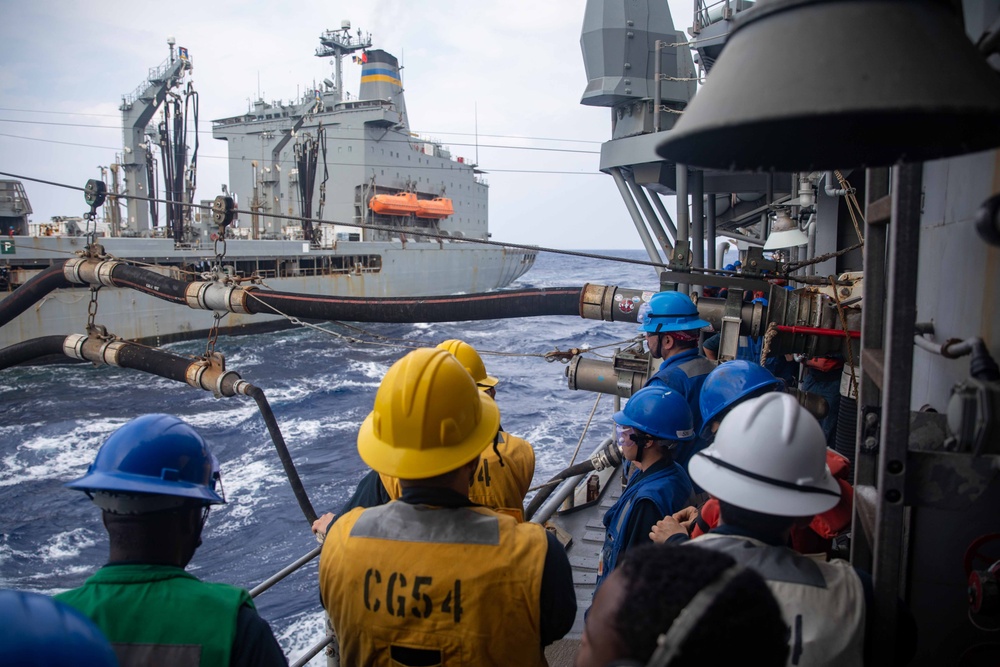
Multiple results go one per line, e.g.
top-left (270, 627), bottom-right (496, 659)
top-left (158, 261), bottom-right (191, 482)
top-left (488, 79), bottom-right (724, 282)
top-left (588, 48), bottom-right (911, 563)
top-left (475, 102), bottom-right (479, 167)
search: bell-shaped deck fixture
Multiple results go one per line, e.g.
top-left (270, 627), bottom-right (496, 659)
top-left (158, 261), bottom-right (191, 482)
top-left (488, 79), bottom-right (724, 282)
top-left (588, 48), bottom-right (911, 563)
top-left (656, 0), bottom-right (1000, 172)
top-left (764, 210), bottom-right (808, 249)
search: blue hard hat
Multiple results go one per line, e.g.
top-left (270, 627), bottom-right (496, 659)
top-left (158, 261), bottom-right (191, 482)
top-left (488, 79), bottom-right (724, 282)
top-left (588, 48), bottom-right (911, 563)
top-left (637, 291), bottom-right (711, 334)
top-left (66, 414), bottom-right (224, 506)
top-left (0, 590), bottom-right (119, 667)
top-left (699, 361), bottom-right (785, 437)
top-left (752, 297), bottom-right (769, 306)
top-left (613, 387), bottom-right (695, 442)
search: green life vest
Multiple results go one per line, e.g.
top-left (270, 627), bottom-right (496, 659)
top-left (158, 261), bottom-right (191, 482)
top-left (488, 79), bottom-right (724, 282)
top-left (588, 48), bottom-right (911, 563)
top-left (55, 564), bottom-right (252, 667)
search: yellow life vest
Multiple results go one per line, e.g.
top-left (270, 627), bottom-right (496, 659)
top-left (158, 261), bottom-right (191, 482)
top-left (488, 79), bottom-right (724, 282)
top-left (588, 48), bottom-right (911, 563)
top-left (380, 432), bottom-right (535, 522)
top-left (319, 501), bottom-right (549, 667)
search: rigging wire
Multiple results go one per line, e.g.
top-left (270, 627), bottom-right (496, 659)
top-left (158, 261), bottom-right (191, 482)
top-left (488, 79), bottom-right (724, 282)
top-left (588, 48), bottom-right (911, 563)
top-left (0, 170), bottom-right (672, 270)
top-left (1, 169), bottom-right (849, 286)
top-left (0, 133), bottom-right (600, 175)
top-left (244, 284), bottom-right (639, 359)
top-left (0, 109), bottom-right (604, 145)
top-left (0, 118), bottom-right (601, 155)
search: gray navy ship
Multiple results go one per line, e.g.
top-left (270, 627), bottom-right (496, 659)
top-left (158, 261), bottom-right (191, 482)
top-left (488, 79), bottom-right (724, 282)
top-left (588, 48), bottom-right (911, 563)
top-left (0, 23), bottom-right (536, 349)
top-left (3, 1), bottom-right (1000, 665)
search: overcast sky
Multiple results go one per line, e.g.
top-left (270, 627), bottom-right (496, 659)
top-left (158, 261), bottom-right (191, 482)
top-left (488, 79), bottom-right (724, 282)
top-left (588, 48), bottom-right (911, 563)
top-left (0, 0), bottom-right (694, 250)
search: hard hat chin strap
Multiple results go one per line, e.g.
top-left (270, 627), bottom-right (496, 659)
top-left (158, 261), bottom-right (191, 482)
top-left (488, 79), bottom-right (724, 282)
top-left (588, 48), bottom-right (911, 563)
top-left (695, 452), bottom-right (840, 498)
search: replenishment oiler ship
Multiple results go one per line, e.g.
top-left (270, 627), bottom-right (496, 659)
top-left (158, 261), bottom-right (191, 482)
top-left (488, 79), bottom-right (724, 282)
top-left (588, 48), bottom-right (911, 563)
top-left (0, 23), bottom-right (536, 349)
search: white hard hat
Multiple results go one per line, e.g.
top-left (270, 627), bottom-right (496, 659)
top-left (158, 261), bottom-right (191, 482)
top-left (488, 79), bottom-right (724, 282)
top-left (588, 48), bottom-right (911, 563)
top-left (688, 392), bottom-right (840, 517)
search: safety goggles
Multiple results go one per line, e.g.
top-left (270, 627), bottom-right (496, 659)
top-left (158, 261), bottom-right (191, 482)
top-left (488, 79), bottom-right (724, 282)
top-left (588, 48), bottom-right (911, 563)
top-left (616, 424), bottom-right (652, 449)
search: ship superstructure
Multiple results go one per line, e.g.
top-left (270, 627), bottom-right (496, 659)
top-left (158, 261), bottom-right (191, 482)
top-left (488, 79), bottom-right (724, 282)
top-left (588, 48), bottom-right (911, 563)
top-left (0, 25), bottom-right (535, 349)
top-left (211, 22), bottom-right (488, 246)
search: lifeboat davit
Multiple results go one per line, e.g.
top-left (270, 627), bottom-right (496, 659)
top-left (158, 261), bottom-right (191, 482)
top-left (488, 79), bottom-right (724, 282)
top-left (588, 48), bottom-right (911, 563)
top-left (369, 192), bottom-right (419, 216)
top-left (415, 197), bottom-right (454, 219)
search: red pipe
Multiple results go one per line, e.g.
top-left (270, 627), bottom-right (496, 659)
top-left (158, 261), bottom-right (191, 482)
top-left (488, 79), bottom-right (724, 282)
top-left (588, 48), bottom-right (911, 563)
top-left (776, 325), bottom-right (860, 339)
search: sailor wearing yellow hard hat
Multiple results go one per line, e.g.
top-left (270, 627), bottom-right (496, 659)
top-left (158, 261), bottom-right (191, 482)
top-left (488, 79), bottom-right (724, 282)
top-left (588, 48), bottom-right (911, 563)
top-left (317, 348), bottom-right (574, 665)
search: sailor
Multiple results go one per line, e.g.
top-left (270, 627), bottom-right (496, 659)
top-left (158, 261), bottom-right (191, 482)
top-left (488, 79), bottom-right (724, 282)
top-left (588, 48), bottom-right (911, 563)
top-left (576, 543), bottom-right (789, 667)
top-left (799, 354), bottom-right (845, 447)
top-left (648, 393), bottom-right (867, 666)
top-left (55, 414), bottom-right (287, 667)
top-left (594, 386), bottom-right (695, 595)
top-left (393, 339), bottom-right (536, 521)
top-left (701, 332), bottom-right (721, 361)
top-left (318, 348), bottom-right (575, 666)
top-left (0, 590), bottom-right (119, 667)
top-left (638, 290), bottom-right (716, 470)
top-left (312, 338), bottom-right (535, 534)
top-left (656, 360), bottom-right (853, 556)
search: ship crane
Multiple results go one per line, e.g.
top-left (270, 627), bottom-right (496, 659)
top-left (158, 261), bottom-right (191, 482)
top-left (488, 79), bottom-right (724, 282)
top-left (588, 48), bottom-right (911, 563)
top-left (119, 37), bottom-right (193, 237)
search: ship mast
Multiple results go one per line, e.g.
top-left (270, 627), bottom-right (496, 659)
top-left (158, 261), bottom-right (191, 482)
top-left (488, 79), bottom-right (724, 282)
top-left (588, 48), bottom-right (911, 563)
top-left (315, 21), bottom-right (372, 103)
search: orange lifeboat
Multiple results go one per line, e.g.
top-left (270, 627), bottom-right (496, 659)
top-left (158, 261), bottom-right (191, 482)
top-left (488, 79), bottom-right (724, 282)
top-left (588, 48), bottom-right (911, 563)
top-left (369, 192), bottom-right (419, 216)
top-left (415, 197), bottom-right (455, 219)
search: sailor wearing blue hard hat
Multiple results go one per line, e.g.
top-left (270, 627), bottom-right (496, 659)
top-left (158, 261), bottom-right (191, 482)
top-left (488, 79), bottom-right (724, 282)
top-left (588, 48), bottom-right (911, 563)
top-left (699, 360), bottom-right (786, 441)
top-left (635, 291), bottom-right (716, 472)
top-left (56, 414), bottom-right (288, 667)
top-left (0, 589), bottom-right (119, 667)
top-left (595, 386), bottom-right (694, 595)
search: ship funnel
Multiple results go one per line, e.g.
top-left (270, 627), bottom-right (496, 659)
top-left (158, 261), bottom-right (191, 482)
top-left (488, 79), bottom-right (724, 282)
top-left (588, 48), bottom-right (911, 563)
top-left (656, 0), bottom-right (1000, 172)
top-left (359, 50), bottom-right (408, 130)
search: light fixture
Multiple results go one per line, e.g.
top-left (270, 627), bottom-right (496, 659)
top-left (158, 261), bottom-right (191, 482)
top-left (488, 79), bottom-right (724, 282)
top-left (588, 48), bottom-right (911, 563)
top-left (764, 210), bottom-right (808, 249)
top-left (656, 0), bottom-right (1000, 172)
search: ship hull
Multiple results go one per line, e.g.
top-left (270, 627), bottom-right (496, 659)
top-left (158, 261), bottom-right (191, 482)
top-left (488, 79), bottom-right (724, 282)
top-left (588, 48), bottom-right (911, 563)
top-left (0, 236), bottom-right (536, 348)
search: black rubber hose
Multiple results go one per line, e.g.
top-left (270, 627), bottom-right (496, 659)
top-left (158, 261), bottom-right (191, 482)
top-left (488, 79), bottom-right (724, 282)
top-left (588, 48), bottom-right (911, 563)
top-left (113, 343), bottom-right (194, 382)
top-left (7, 260), bottom-right (584, 323)
top-left (110, 264), bottom-right (188, 304)
top-left (0, 262), bottom-right (72, 328)
top-left (524, 460), bottom-right (598, 521)
top-left (246, 287), bottom-right (584, 322)
top-left (0, 335), bottom-right (66, 369)
top-left (0, 336), bottom-right (319, 527)
top-left (247, 385), bottom-right (318, 525)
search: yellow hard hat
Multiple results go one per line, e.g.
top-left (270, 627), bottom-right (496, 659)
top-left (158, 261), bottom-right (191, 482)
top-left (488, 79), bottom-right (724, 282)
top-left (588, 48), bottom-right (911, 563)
top-left (358, 348), bottom-right (500, 479)
top-left (435, 339), bottom-right (499, 389)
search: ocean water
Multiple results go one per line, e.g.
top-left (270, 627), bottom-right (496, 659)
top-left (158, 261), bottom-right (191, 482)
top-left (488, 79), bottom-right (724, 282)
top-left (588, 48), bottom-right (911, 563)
top-left (0, 248), bottom-right (656, 663)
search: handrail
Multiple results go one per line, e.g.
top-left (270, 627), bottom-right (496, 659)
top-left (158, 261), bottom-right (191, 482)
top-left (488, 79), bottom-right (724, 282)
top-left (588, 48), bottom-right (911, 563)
top-left (291, 634), bottom-right (336, 667)
top-left (249, 545), bottom-right (323, 598)
top-left (248, 544), bottom-right (332, 665)
top-left (529, 437), bottom-right (615, 525)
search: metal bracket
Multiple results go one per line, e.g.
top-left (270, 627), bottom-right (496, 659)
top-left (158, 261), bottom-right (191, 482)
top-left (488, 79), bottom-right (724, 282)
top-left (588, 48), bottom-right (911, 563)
top-left (718, 289), bottom-right (745, 361)
top-left (861, 405), bottom-right (882, 454)
top-left (743, 246), bottom-right (779, 277)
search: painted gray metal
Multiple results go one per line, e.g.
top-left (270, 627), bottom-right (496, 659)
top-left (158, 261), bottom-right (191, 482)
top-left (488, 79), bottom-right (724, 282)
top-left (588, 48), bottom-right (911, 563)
top-left (212, 36), bottom-right (487, 244)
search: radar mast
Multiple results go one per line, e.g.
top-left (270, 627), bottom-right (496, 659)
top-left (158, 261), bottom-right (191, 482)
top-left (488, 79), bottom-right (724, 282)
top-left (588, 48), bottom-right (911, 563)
top-left (315, 21), bottom-right (373, 103)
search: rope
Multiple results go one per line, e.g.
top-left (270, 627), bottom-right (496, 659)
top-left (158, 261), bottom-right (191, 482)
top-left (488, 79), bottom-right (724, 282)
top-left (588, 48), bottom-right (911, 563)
top-left (835, 170), bottom-right (866, 245)
top-left (786, 242), bottom-right (864, 274)
top-left (759, 321), bottom-right (779, 366)
top-left (567, 393), bottom-right (603, 469)
top-left (828, 275), bottom-right (859, 399)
